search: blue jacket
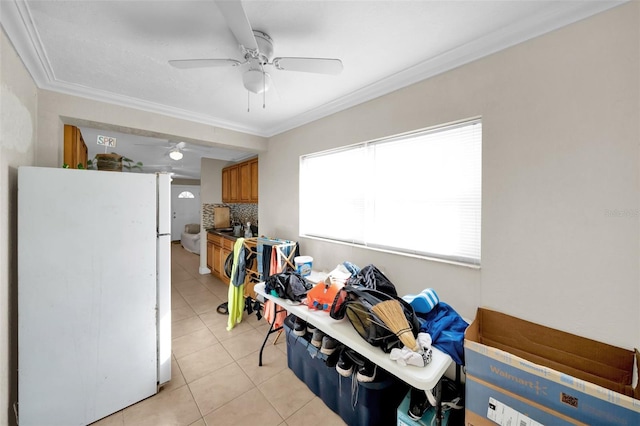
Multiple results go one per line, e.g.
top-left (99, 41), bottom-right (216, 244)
top-left (231, 242), bottom-right (246, 287)
top-left (416, 302), bottom-right (468, 365)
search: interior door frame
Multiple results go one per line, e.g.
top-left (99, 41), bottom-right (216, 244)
top-left (171, 184), bottom-right (201, 241)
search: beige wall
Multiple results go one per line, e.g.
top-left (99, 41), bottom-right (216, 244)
top-left (36, 90), bottom-right (268, 169)
top-left (172, 178), bottom-right (200, 186)
top-left (200, 157), bottom-right (229, 205)
top-left (1, 28), bottom-right (38, 426)
top-left (2, 3), bottom-right (639, 424)
top-left (198, 157), bottom-right (229, 272)
top-left (262, 3), bottom-right (640, 349)
top-left (2, 29), bottom-right (268, 426)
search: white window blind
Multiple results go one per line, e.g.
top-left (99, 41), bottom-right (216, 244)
top-left (300, 119), bottom-right (482, 265)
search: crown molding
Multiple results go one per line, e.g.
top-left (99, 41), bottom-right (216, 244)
top-left (263, 1), bottom-right (627, 137)
top-left (2, 0), bottom-right (626, 139)
top-left (1, 0), bottom-right (54, 86)
top-left (43, 79), bottom-right (269, 137)
top-left (0, 0), bottom-right (270, 137)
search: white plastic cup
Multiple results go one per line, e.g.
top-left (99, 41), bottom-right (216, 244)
top-left (294, 256), bottom-right (313, 277)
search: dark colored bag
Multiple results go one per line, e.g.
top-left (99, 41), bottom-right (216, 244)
top-left (330, 285), bottom-right (420, 353)
top-left (264, 271), bottom-right (312, 302)
top-left (224, 250), bottom-right (256, 279)
top-left (346, 264), bottom-right (397, 297)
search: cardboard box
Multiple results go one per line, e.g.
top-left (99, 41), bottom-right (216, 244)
top-left (465, 374), bottom-right (585, 426)
top-left (464, 308), bottom-right (640, 425)
top-left (397, 390), bottom-right (450, 426)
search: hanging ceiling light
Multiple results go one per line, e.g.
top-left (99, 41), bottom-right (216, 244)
top-left (243, 69), bottom-right (271, 94)
top-left (169, 148), bottom-right (183, 161)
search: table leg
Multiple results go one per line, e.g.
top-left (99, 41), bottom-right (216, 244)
top-left (258, 319), bottom-right (276, 366)
top-left (434, 378), bottom-right (443, 426)
top-left (258, 304), bottom-right (286, 366)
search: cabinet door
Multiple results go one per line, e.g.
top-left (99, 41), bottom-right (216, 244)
top-left (239, 162), bottom-right (251, 202)
top-left (249, 159), bottom-right (258, 203)
top-left (75, 131), bottom-right (88, 169)
top-left (207, 241), bottom-right (214, 270)
top-left (212, 244), bottom-right (222, 276)
top-left (229, 166), bottom-right (239, 203)
top-left (221, 168), bottom-right (230, 203)
top-left (63, 125), bottom-right (88, 169)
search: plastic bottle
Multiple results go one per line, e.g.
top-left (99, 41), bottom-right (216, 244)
top-left (244, 222), bottom-right (252, 238)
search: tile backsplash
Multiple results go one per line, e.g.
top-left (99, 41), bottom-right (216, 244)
top-left (202, 203), bottom-right (258, 229)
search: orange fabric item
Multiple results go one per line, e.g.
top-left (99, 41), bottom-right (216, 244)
top-left (264, 299), bottom-right (286, 329)
top-left (306, 282), bottom-right (343, 312)
top-left (271, 246), bottom-right (282, 274)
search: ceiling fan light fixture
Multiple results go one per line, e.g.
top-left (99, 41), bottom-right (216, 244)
top-left (169, 149), bottom-right (183, 161)
top-left (243, 69), bottom-right (271, 94)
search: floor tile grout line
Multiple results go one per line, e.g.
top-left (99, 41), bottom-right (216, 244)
top-left (183, 372), bottom-right (207, 423)
top-left (169, 245), bottom-right (292, 426)
top-left (254, 375), bottom-right (304, 424)
top-left (171, 332), bottom-right (220, 361)
top-left (202, 380), bottom-right (284, 426)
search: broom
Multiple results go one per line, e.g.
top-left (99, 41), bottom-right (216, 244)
top-left (371, 299), bottom-right (419, 352)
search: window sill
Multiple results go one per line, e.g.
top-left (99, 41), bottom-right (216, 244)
top-left (299, 234), bottom-right (481, 270)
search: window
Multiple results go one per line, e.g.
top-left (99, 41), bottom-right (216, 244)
top-left (299, 119), bottom-right (481, 265)
top-left (178, 191), bottom-right (195, 199)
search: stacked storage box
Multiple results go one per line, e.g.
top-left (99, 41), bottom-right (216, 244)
top-left (464, 308), bottom-right (640, 426)
top-left (283, 315), bottom-right (408, 426)
top-left (396, 390), bottom-right (451, 426)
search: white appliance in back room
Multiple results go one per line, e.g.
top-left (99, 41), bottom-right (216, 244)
top-left (17, 167), bottom-right (172, 425)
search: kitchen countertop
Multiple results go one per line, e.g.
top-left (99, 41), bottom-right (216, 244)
top-left (207, 229), bottom-right (240, 239)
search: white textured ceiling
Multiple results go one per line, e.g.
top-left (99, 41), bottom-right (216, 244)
top-left (1, 0), bottom-right (624, 178)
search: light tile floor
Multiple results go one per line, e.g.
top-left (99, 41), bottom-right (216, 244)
top-left (93, 243), bottom-right (346, 426)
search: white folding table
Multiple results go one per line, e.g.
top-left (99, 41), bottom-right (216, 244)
top-left (254, 282), bottom-right (453, 425)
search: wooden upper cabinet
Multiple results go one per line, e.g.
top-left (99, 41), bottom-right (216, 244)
top-left (229, 165), bottom-right (239, 202)
top-left (222, 158), bottom-right (258, 204)
top-left (222, 165), bottom-right (239, 203)
top-left (239, 162), bottom-right (251, 202)
top-left (221, 168), bottom-right (230, 202)
top-left (249, 159), bottom-right (258, 203)
top-left (63, 125), bottom-right (88, 169)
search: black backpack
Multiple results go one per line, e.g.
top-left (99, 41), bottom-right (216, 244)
top-left (346, 264), bottom-right (397, 297)
top-left (330, 285), bottom-right (420, 353)
top-left (264, 271), bottom-right (312, 302)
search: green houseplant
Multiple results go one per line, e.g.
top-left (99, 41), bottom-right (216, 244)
top-left (87, 153), bottom-right (143, 172)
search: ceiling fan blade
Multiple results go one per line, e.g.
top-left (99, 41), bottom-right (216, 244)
top-left (272, 57), bottom-right (343, 75)
top-left (133, 144), bottom-right (166, 149)
top-left (144, 165), bottom-right (174, 170)
top-left (215, 0), bottom-right (258, 51)
top-left (169, 59), bottom-right (241, 69)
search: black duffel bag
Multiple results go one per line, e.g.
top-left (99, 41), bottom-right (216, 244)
top-left (330, 285), bottom-right (420, 353)
top-left (264, 271), bottom-right (312, 302)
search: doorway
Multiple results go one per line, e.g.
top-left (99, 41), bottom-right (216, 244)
top-left (171, 185), bottom-right (201, 241)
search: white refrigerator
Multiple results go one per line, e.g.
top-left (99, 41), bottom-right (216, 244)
top-left (18, 166), bottom-right (172, 425)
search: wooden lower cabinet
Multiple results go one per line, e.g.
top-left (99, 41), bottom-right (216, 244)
top-left (212, 244), bottom-right (222, 277)
top-left (207, 232), bottom-right (255, 296)
top-left (207, 232), bottom-right (234, 285)
top-left (207, 240), bottom-right (214, 270)
top-left (207, 233), bottom-right (224, 282)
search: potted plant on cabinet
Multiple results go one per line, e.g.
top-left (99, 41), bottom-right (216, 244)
top-left (87, 153), bottom-right (143, 172)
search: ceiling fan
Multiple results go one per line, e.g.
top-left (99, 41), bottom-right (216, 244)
top-left (136, 141), bottom-right (209, 161)
top-left (168, 0), bottom-right (343, 109)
